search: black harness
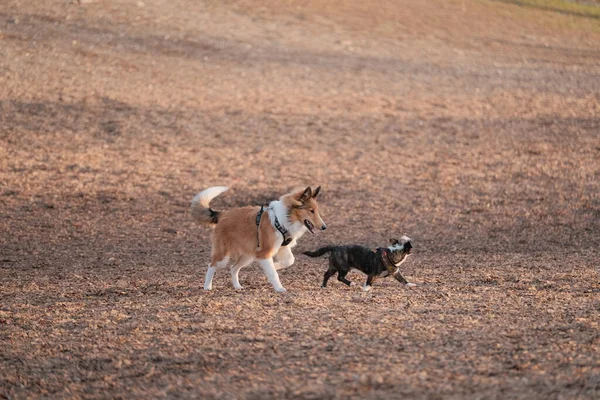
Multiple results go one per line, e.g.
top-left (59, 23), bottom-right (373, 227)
top-left (256, 205), bottom-right (292, 247)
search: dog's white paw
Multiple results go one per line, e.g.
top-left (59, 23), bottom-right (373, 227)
top-left (406, 282), bottom-right (417, 288)
top-left (204, 286), bottom-right (212, 291)
top-left (362, 285), bottom-right (372, 292)
top-left (275, 286), bottom-right (287, 293)
top-left (233, 285), bottom-right (244, 290)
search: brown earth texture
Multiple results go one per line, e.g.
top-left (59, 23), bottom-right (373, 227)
top-left (1, 0), bottom-right (600, 398)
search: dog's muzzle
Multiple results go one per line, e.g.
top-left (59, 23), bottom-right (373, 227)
top-left (304, 220), bottom-right (316, 234)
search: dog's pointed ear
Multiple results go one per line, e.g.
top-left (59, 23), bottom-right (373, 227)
top-left (290, 197), bottom-right (303, 208)
top-left (312, 186), bottom-right (321, 199)
top-left (298, 187), bottom-right (312, 203)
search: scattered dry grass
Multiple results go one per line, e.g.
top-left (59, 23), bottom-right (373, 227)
top-left (1, 0), bottom-right (599, 398)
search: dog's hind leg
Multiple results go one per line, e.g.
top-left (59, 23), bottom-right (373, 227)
top-left (337, 270), bottom-right (353, 287)
top-left (322, 264), bottom-right (337, 288)
top-left (204, 266), bottom-right (216, 290)
top-left (204, 256), bottom-right (229, 291)
top-left (330, 258), bottom-right (352, 286)
top-left (230, 255), bottom-right (253, 290)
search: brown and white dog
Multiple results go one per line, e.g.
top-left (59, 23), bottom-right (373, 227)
top-left (191, 186), bottom-right (326, 292)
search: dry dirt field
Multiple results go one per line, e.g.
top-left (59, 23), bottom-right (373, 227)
top-left (1, 0), bottom-right (600, 398)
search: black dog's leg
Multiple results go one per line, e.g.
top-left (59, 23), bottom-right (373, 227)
top-left (337, 270), bottom-right (353, 286)
top-left (392, 271), bottom-right (409, 284)
top-left (322, 265), bottom-right (337, 288)
top-left (362, 275), bottom-right (376, 291)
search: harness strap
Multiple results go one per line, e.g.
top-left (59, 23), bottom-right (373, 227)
top-left (256, 205), bottom-right (265, 227)
top-left (256, 205), bottom-right (292, 247)
top-left (256, 205), bottom-right (265, 248)
top-left (273, 216), bottom-right (292, 246)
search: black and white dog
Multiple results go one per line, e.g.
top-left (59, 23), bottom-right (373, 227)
top-left (303, 236), bottom-right (415, 291)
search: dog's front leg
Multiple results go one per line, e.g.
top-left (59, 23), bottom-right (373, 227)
top-left (393, 271), bottom-right (416, 287)
top-left (258, 258), bottom-right (286, 293)
top-left (274, 246), bottom-right (295, 270)
top-left (362, 275), bottom-right (375, 291)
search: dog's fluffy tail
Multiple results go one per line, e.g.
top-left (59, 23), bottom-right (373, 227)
top-left (191, 186), bottom-right (228, 226)
top-left (303, 246), bottom-right (336, 257)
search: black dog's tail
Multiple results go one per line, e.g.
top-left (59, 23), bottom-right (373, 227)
top-left (303, 246), bottom-right (336, 257)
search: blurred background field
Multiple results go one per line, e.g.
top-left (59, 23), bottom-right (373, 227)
top-left (1, 0), bottom-right (599, 398)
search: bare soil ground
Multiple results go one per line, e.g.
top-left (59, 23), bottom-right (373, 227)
top-left (1, 0), bottom-right (600, 398)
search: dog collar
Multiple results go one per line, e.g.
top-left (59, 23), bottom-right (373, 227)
top-left (378, 248), bottom-right (397, 275)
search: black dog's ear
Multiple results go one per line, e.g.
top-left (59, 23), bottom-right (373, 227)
top-left (389, 238), bottom-right (399, 244)
top-left (298, 187), bottom-right (312, 202)
top-left (312, 186), bottom-right (321, 198)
